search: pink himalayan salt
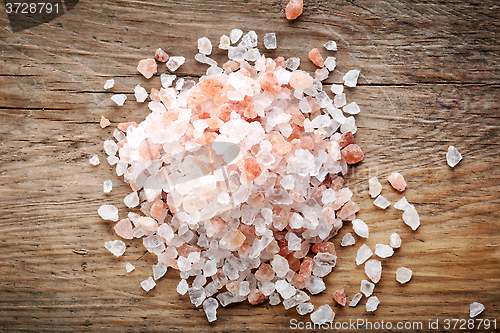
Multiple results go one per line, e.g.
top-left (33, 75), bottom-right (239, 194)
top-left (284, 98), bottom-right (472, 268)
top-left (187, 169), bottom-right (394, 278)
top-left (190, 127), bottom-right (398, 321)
top-left (226, 230), bottom-right (246, 251)
top-left (337, 200), bottom-right (360, 219)
top-left (255, 263), bottom-right (275, 282)
top-left (226, 281), bottom-right (240, 294)
top-left (137, 58), bottom-right (157, 79)
top-left (137, 216), bottom-right (158, 232)
top-left (260, 72), bottom-right (282, 94)
top-left (322, 206), bottom-right (336, 224)
top-left (269, 131), bottom-right (292, 156)
top-left (293, 242), bottom-right (310, 259)
top-left (114, 218), bottom-right (133, 239)
top-left (285, 0), bottom-right (303, 20)
top-left (339, 131), bottom-right (354, 148)
top-left (329, 188), bottom-right (352, 211)
top-left (333, 289), bottom-right (347, 306)
top-left (290, 257), bottom-right (313, 289)
top-left (150, 88), bottom-right (161, 102)
top-left (100, 116), bottom-right (111, 128)
top-left (388, 172), bottom-right (407, 192)
top-left (117, 122), bottom-right (138, 132)
top-left (154, 48), bottom-right (169, 62)
top-left (308, 48), bottom-right (324, 67)
top-left (341, 144), bottom-right (364, 164)
top-left (150, 199), bottom-right (165, 219)
top-left (243, 157), bottom-right (262, 181)
top-left (248, 289), bottom-right (267, 305)
top-left (289, 71), bottom-right (314, 90)
top-left (286, 253), bottom-right (301, 271)
top-left (311, 242), bottom-right (336, 256)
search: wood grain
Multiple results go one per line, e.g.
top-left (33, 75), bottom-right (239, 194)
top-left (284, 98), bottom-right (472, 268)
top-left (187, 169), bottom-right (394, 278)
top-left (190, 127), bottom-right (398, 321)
top-left (0, 0), bottom-right (499, 332)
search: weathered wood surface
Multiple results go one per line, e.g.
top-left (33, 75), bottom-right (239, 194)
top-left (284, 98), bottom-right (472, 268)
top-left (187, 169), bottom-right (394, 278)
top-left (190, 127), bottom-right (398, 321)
top-left (0, 0), bottom-right (499, 332)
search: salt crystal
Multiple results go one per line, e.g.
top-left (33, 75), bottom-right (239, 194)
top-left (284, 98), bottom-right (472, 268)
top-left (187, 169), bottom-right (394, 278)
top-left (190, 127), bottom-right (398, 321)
top-left (340, 116), bottom-right (357, 134)
top-left (166, 56), bottom-right (185, 71)
top-left (341, 233), bottom-right (355, 246)
top-left (470, 302), bottom-right (485, 318)
top-left (365, 259), bottom-right (382, 283)
top-left (111, 94), bottom-right (127, 106)
top-left (107, 155), bottom-right (118, 166)
top-left (286, 57), bottom-right (300, 71)
top-left (343, 102), bottom-right (360, 115)
top-left (137, 58), bottom-right (157, 79)
top-left (356, 244), bottom-right (373, 265)
top-left (310, 304), bottom-right (335, 325)
top-left (446, 146), bottom-right (462, 167)
top-left (203, 298), bottom-right (219, 322)
top-left (297, 302), bottom-right (314, 315)
top-left (124, 192), bottom-right (139, 208)
top-left (264, 33), bottom-right (277, 49)
top-left (244, 48), bottom-right (261, 62)
top-left (100, 116), bottom-right (111, 128)
top-left (375, 244), bottom-right (394, 258)
top-left (177, 279), bottom-right (189, 295)
top-left (333, 289), bottom-right (347, 306)
top-left (330, 84), bottom-right (343, 95)
top-left (395, 267), bottom-right (412, 284)
top-left (275, 279), bottom-right (296, 299)
top-left (195, 53), bottom-right (218, 67)
top-left (141, 276), bottom-right (156, 292)
top-left (334, 93), bottom-right (346, 108)
top-left (321, 189), bottom-right (335, 205)
top-left (324, 56), bottom-right (336, 71)
top-left (105, 240), bottom-right (126, 256)
top-left (104, 79), bottom-right (114, 89)
top-left (219, 35), bottom-right (230, 50)
top-left (271, 255), bottom-right (289, 278)
top-left (103, 140), bottom-right (118, 156)
top-left (160, 74), bottom-right (176, 88)
top-left (98, 204), bottom-right (119, 221)
top-left (188, 286), bottom-right (206, 307)
top-left (154, 48), bottom-right (169, 62)
top-left (198, 37), bottom-right (212, 55)
top-left (229, 29), bottom-right (243, 44)
top-left (373, 195), bottom-right (390, 209)
top-left (103, 180), bottom-right (112, 193)
top-left (388, 172), bottom-right (406, 192)
top-left (394, 197), bottom-right (411, 211)
top-left (368, 177), bottom-right (382, 198)
top-left (134, 84), bottom-right (148, 102)
top-left (390, 233), bottom-right (402, 248)
top-left (283, 290), bottom-right (310, 309)
top-left (366, 296), bottom-right (379, 312)
top-left (361, 280), bottom-right (375, 297)
top-left (306, 276), bottom-right (326, 295)
top-left (352, 219), bottom-right (369, 238)
top-left (126, 262), bottom-right (135, 273)
top-left (315, 67), bottom-right (329, 81)
top-left (324, 40), bottom-right (338, 51)
top-left (89, 155), bottom-right (100, 166)
top-left (287, 232), bottom-right (302, 251)
top-left (240, 30), bottom-right (258, 48)
top-left (343, 69), bottom-right (360, 87)
top-left (349, 293), bottom-right (363, 307)
top-left (285, 0), bottom-right (303, 20)
top-left (269, 291), bottom-right (281, 306)
top-left (153, 263), bottom-right (167, 280)
top-left (402, 205), bottom-right (420, 231)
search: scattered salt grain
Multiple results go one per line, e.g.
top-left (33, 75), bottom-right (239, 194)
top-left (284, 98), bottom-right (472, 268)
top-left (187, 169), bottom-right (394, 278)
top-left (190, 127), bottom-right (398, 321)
top-left (105, 240), bottom-right (126, 257)
top-left (104, 79), bottom-right (114, 89)
top-left (160, 74), bottom-right (176, 88)
top-left (286, 57), bottom-right (300, 70)
top-left (203, 298), bottom-right (219, 322)
top-left (390, 233), bottom-right (402, 248)
top-left (446, 146), bottom-right (462, 168)
top-left (375, 244), bottom-right (394, 258)
top-left (198, 37), bottom-right (212, 55)
top-left (349, 293), bottom-right (363, 307)
top-left (396, 267), bottom-right (412, 284)
top-left (98, 204), bottom-right (119, 221)
top-left (229, 29), bottom-right (243, 44)
top-left (323, 56), bottom-right (336, 71)
top-left (373, 195), bottom-right (390, 209)
top-left (394, 197), bottom-right (411, 211)
top-left (341, 233), bottom-right (355, 246)
top-left (126, 262), bottom-right (135, 273)
top-left (111, 94), bottom-right (127, 106)
top-left (343, 102), bottom-right (360, 115)
top-left (352, 219), bottom-right (369, 238)
top-left (219, 35), bottom-right (230, 50)
top-left (334, 93), bottom-right (346, 108)
top-left (177, 279), bottom-right (189, 295)
top-left (343, 69), bottom-right (360, 87)
top-left (153, 263), bottom-right (167, 280)
top-left (356, 244), bottom-right (373, 265)
top-left (134, 84), bottom-right (148, 102)
top-left (141, 276), bottom-right (156, 292)
top-left (264, 33), bottom-right (277, 49)
top-left (365, 259), bottom-right (382, 283)
top-left (137, 58), bottom-right (157, 79)
top-left (154, 48), bottom-right (169, 62)
top-left (333, 289), bottom-right (347, 306)
top-left (402, 205), bottom-right (420, 231)
top-left (306, 276), bottom-right (326, 295)
top-left (361, 280), bottom-right (375, 297)
top-left (100, 116), bottom-right (111, 128)
top-left (324, 40), bottom-right (338, 51)
top-left (269, 291), bottom-right (281, 306)
top-left (166, 56), bottom-right (185, 71)
top-left (310, 304), bottom-right (335, 325)
top-left (470, 302), bottom-right (485, 318)
top-left (297, 302), bottom-right (314, 315)
top-left (241, 30), bottom-right (258, 48)
top-left (285, 0), bottom-right (303, 20)
top-left (330, 84), bottom-right (343, 95)
top-left (388, 172), bottom-right (406, 192)
top-left (123, 191), bottom-right (139, 208)
top-left (366, 296), bottom-right (380, 312)
top-left (103, 180), bottom-right (112, 193)
top-left (89, 155), bottom-right (100, 166)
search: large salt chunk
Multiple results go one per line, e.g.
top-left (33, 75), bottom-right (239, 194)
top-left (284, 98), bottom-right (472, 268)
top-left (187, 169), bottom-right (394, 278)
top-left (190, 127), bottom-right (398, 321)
top-left (366, 296), bottom-right (380, 312)
top-left (310, 304), bottom-right (335, 325)
top-left (356, 244), bottom-right (373, 265)
top-left (286, 57), bottom-right (300, 71)
top-left (271, 255), bottom-right (289, 278)
top-left (352, 219), bottom-right (369, 238)
top-left (330, 84), bottom-right (343, 95)
top-left (98, 204), bottom-right (119, 221)
top-left (402, 205), bottom-right (420, 231)
top-left (275, 280), bottom-right (296, 299)
top-left (390, 233), bottom-right (402, 248)
top-left (446, 145), bottom-right (462, 167)
top-left (264, 33), bottom-right (277, 49)
top-left (373, 195), bottom-right (390, 209)
top-left (341, 233), bottom-right (355, 246)
top-left (297, 302), bottom-right (314, 315)
top-left (188, 286), bottom-right (206, 307)
top-left (124, 192), bottom-right (139, 208)
top-left (203, 297), bottom-right (219, 322)
top-left (141, 277), bottom-right (156, 292)
top-left (111, 94), bottom-right (127, 106)
top-left (103, 180), bottom-right (112, 193)
top-left (368, 177), bottom-right (382, 198)
top-left (343, 69), bottom-right (360, 87)
top-left (396, 267), bottom-right (412, 284)
top-left (134, 84), bottom-right (148, 102)
top-left (230, 29), bottom-right (243, 44)
top-left (324, 40), bottom-right (337, 51)
top-left (198, 37), bottom-right (212, 55)
top-left (166, 56), bottom-right (185, 71)
top-left (283, 290), bottom-right (310, 309)
top-left (375, 244), bottom-right (394, 258)
top-left (306, 276), bottom-right (326, 295)
top-left (349, 293), bottom-right (363, 307)
top-left (104, 79), bottom-right (114, 89)
top-left (361, 280), bottom-right (375, 297)
top-left (365, 259), bottom-right (382, 283)
top-left (105, 240), bottom-right (126, 256)
top-left (160, 73), bottom-right (176, 88)
top-left (470, 302), bottom-right (485, 318)
top-left (343, 102), bottom-right (360, 115)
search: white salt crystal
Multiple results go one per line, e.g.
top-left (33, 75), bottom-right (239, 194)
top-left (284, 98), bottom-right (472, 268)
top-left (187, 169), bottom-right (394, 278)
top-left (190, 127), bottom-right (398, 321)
top-left (286, 57), bottom-right (300, 71)
top-left (283, 290), bottom-right (310, 309)
top-left (287, 232), bottom-right (302, 251)
top-left (470, 302), bottom-right (485, 318)
top-left (203, 298), bottom-right (219, 322)
top-left (343, 69), bottom-right (360, 87)
top-left (322, 188), bottom-right (336, 204)
top-left (269, 291), bottom-right (281, 306)
top-left (297, 302), bottom-right (314, 315)
top-left (352, 219), bottom-right (369, 238)
top-left (104, 79), bottom-right (115, 89)
top-left (324, 56), bottom-right (336, 71)
top-left (103, 180), bottom-right (112, 193)
top-left (330, 84), bottom-right (343, 95)
top-left (217, 192), bottom-right (230, 205)
top-left (105, 240), bottom-right (126, 256)
top-left (340, 116), bottom-right (357, 134)
top-left (238, 281), bottom-right (250, 296)
top-left (103, 140), bottom-right (118, 156)
top-left (141, 277), bottom-right (156, 292)
top-left (324, 40), bottom-right (338, 51)
top-left (134, 84), bottom-right (148, 102)
top-left (111, 94), bottom-right (127, 106)
top-left (89, 155), bottom-right (100, 166)
top-left (166, 56), bottom-right (185, 71)
top-left (98, 204), bottom-right (119, 221)
top-left (394, 197), bottom-right (411, 211)
top-left (396, 267), bottom-right (412, 284)
top-left (315, 67), bottom-right (329, 81)
top-left (334, 93), bottom-right (346, 108)
top-left (244, 48), bottom-right (261, 62)
top-left (280, 175), bottom-right (295, 190)
top-left (107, 155), bottom-right (119, 165)
top-left (375, 244), bottom-right (394, 258)
top-left (368, 177), bottom-right (382, 198)
top-left (125, 262), bottom-right (135, 273)
top-left (361, 280), bottom-right (375, 297)
top-left (264, 33), bottom-right (277, 49)
top-left (227, 46), bottom-right (246, 61)
top-left (198, 37), bottom-right (212, 55)
top-left (124, 192), bottom-right (139, 208)
top-left (188, 286), bottom-right (206, 307)
top-left (160, 73), bottom-right (176, 88)
top-left (240, 30), bottom-right (258, 48)
top-left (152, 263), bottom-right (167, 280)
top-left (343, 102), bottom-right (360, 115)
top-left (341, 233), bottom-right (355, 246)
top-left (299, 97), bottom-right (312, 113)
top-left (219, 35), bottom-right (230, 50)
top-left (365, 259), bottom-right (382, 283)
top-left (275, 279), bottom-right (296, 299)
top-left (306, 276), bottom-right (326, 295)
top-left (195, 53), bottom-right (218, 66)
top-left (356, 244), bottom-right (373, 265)
top-left (446, 145), bottom-right (462, 167)
top-left (390, 233), bottom-right (402, 248)
top-left (230, 29), bottom-right (243, 44)
top-left (310, 304), bottom-right (335, 325)
top-left (366, 296), bottom-right (380, 312)
top-left (402, 205), bottom-right (420, 231)
top-left (177, 279), bottom-right (189, 295)
top-left (349, 293), bottom-right (363, 307)
top-left (373, 195), bottom-right (390, 209)
top-left (271, 255), bottom-right (289, 278)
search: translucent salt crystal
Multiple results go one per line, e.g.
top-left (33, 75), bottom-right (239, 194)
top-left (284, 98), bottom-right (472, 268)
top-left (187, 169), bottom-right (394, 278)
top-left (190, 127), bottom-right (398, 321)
top-left (105, 240), bottom-right (126, 256)
top-left (100, 116), bottom-right (110, 128)
top-left (239, 281), bottom-right (250, 296)
top-left (365, 259), bottom-right (382, 283)
top-left (98, 204), bottom-right (119, 221)
top-left (349, 293), bottom-right (363, 307)
top-left (352, 219), bottom-right (369, 238)
top-left (322, 188), bottom-right (336, 204)
top-left (244, 48), bottom-right (261, 62)
top-left (373, 195), bottom-right (390, 209)
top-left (298, 97), bottom-right (312, 113)
top-left (324, 40), bottom-right (338, 51)
top-left (177, 279), bottom-right (189, 295)
top-left (230, 29), bottom-right (243, 44)
top-left (470, 302), bottom-right (485, 318)
top-left (330, 84), bottom-right (343, 95)
top-left (368, 177), bottom-right (382, 198)
top-left (287, 232), bottom-right (302, 251)
top-left (375, 244), bottom-right (394, 258)
top-left (111, 94), bottom-right (127, 106)
top-left (343, 69), bottom-right (360, 87)
top-left (283, 290), bottom-right (310, 309)
top-left (124, 192), bottom-right (139, 208)
top-left (125, 262), bottom-right (135, 273)
top-left (227, 46), bottom-right (246, 61)
top-left (134, 84), bottom-right (148, 102)
top-left (195, 53), bottom-right (218, 66)
top-left (396, 267), bottom-right (412, 284)
top-left (197, 37), bottom-right (212, 55)
top-left (361, 280), bottom-right (375, 297)
top-left (160, 73), bottom-right (176, 88)
top-left (188, 286), bottom-right (206, 307)
top-left (366, 296), bottom-right (380, 312)
top-left (341, 233), bottom-right (355, 246)
top-left (103, 180), bottom-right (112, 193)
top-left (275, 279), bottom-right (296, 299)
top-left (89, 155), bottom-right (100, 166)
top-left (286, 57), bottom-right (300, 71)
top-left (219, 35), bottom-right (230, 49)
top-left (107, 155), bottom-right (118, 166)
top-left (394, 197), bottom-right (411, 211)
top-left (315, 67), bottom-right (329, 81)
top-left (343, 102), bottom-right (360, 115)
top-left (217, 192), bottom-right (230, 205)
top-left (324, 56), bottom-right (336, 71)
top-left (271, 255), bottom-right (289, 278)
top-left (306, 276), bottom-right (326, 295)
top-left (280, 175), bottom-right (295, 189)
top-left (297, 302), bottom-right (314, 315)
top-left (203, 259), bottom-right (217, 277)
top-left (104, 79), bottom-right (114, 89)
top-left (446, 146), bottom-right (462, 167)
top-left (315, 91), bottom-right (332, 108)
top-left (103, 140), bottom-right (118, 156)
top-left (310, 304), bottom-right (335, 325)
top-left (356, 244), bottom-right (373, 265)
top-left (269, 291), bottom-right (281, 306)
top-left (137, 58), bottom-right (157, 78)
top-left (217, 291), bottom-right (246, 307)
top-left (264, 33), bottom-right (277, 49)
top-left (334, 93), bottom-right (346, 108)
top-left (340, 116), bottom-right (357, 134)
top-left (152, 263), bottom-right (167, 280)
top-left (203, 298), bottom-right (219, 322)
top-left (166, 56), bottom-right (185, 71)
top-left (193, 274), bottom-right (206, 288)
top-left (402, 205), bottom-right (420, 231)
top-left (154, 48), bottom-right (169, 62)
top-left (390, 233), bottom-right (402, 248)
top-left (240, 30), bottom-right (258, 48)
top-left (141, 276), bottom-right (156, 292)
top-left (285, 0), bottom-right (303, 20)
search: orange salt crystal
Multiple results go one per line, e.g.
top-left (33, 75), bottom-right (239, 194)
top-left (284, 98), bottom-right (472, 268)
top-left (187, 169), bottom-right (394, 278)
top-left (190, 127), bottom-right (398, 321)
top-left (168, 258), bottom-right (178, 270)
top-left (269, 131), bottom-right (292, 156)
top-left (226, 281), bottom-right (240, 294)
top-left (308, 48), bottom-right (324, 67)
top-left (308, 97), bottom-right (322, 114)
top-left (331, 176), bottom-right (344, 191)
top-left (286, 106), bottom-right (305, 126)
top-left (243, 157), bottom-right (262, 181)
top-left (339, 131), bottom-right (354, 148)
top-left (264, 239), bottom-right (280, 255)
top-left (176, 243), bottom-right (201, 258)
top-left (154, 48), bottom-right (169, 62)
top-left (114, 218), bottom-right (133, 240)
top-left (137, 216), bottom-right (158, 232)
top-left (117, 122), bottom-right (138, 132)
top-left (333, 289), bottom-right (347, 306)
top-left (289, 70), bottom-right (314, 90)
top-left (137, 58), bottom-right (157, 79)
top-left (226, 229), bottom-right (246, 251)
top-left (290, 256), bottom-right (313, 289)
top-left (248, 289), bottom-right (267, 305)
top-left (311, 241), bottom-right (336, 255)
top-left (337, 200), bottom-right (360, 220)
top-left (274, 56), bottom-right (286, 68)
top-left (150, 88), bottom-right (161, 102)
top-left (265, 58), bottom-right (277, 72)
top-left (341, 143), bottom-right (364, 164)
top-left (255, 263), bottom-right (275, 282)
top-left (322, 206), bottom-right (337, 224)
top-left (388, 172), bottom-right (407, 192)
top-left (100, 116), bottom-right (111, 128)
top-left (199, 77), bottom-right (225, 96)
top-left (222, 60), bottom-right (240, 72)
top-left (260, 72), bottom-right (282, 94)
top-left (285, 0), bottom-right (303, 20)
top-left (286, 253), bottom-right (301, 272)
top-left (150, 199), bottom-right (165, 219)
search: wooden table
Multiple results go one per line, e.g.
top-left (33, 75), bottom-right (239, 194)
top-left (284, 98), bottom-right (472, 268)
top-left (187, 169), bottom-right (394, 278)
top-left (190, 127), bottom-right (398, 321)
top-left (1, 1), bottom-right (499, 331)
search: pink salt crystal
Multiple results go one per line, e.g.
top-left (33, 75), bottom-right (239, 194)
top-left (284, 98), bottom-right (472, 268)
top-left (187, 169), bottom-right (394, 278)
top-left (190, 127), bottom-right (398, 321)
top-left (388, 172), bottom-right (407, 192)
top-left (341, 144), bottom-right (364, 164)
top-left (337, 200), bottom-right (360, 220)
top-left (154, 48), bottom-right (169, 62)
top-left (150, 199), bottom-right (165, 219)
top-left (226, 230), bottom-right (246, 251)
top-left (176, 243), bottom-right (201, 258)
top-left (339, 131), bottom-right (354, 148)
top-left (117, 122), bottom-right (138, 132)
top-left (322, 206), bottom-right (336, 224)
top-left (285, 0), bottom-right (303, 20)
top-left (222, 60), bottom-right (240, 72)
top-left (137, 217), bottom-right (158, 232)
top-left (137, 58), bottom-right (157, 79)
top-left (255, 263), bottom-right (275, 282)
top-left (308, 48), bottom-right (324, 67)
top-left (100, 116), bottom-right (111, 128)
top-left (274, 56), bottom-right (286, 68)
top-left (248, 289), bottom-right (267, 305)
top-left (150, 88), bottom-right (161, 102)
top-left (114, 218), bottom-right (134, 240)
top-left (243, 157), bottom-right (262, 181)
top-left (269, 131), bottom-right (292, 156)
top-left (286, 253), bottom-right (301, 271)
top-left (333, 289), bottom-right (347, 306)
top-left (311, 242), bottom-right (336, 256)
top-left (290, 257), bottom-right (313, 289)
top-left (289, 71), bottom-right (313, 90)
top-left (226, 281), bottom-right (240, 294)
top-left (260, 72), bottom-right (282, 94)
